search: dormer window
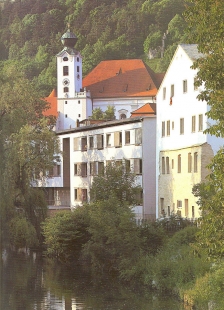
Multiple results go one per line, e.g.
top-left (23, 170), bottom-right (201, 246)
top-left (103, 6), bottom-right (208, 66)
top-left (63, 56), bottom-right (68, 61)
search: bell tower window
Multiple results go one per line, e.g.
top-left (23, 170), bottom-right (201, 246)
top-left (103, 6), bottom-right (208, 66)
top-left (64, 87), bottom-right (69, 93)
top-left (77, 66), bottom-right (80, 73)
top-left (63, 66), bottom-right (69, 76)
top-left (63, 57), bottom-right (68, 61)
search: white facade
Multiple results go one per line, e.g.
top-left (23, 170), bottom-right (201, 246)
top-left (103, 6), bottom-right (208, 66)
top-left (156, 44), bottom-right (224, 219)
top-left (46, 117), bottom-right (156, 220)
top-left (92, 97), bottom-right (156, 120)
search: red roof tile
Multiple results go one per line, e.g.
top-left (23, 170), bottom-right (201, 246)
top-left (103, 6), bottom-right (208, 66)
top-left (83, 59), bottom-right (164, 99)
top-left (43, 89), bottom-right (58, 117)
top-left (131, 103), bottom-right (156, 117)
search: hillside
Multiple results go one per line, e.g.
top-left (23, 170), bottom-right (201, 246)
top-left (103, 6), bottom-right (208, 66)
top-left (0, 0), bottom-right (189, 96)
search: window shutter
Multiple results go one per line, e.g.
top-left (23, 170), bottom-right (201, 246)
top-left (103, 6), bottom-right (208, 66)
top-left (97, 135), bottom-right (103, 149)
top-left (134, 159), bottom-right (140, 174)
top-left (114, 131), bottom-right (120, 147)
top-left (74, 138), bottom-right (79, 151)
top-left (135, 128), bottom-right (142, 145)
top-left (77, 163), bottom-right (82, 176)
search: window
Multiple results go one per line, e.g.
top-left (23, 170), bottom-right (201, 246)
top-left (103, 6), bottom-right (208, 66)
top-left (74, 188), bottom-right (78, 200)
top-left (73, 138), bottom-right (79, 151)
top-left (63, 56), bottom-right (68, 61)
top-left (65, 101), bottom-right (67, 104)
top-left (81, 137), bottom-right (87, 151)
top-left (81, 163), bottom-right (87, 177)
top-left (97, 134), bottom-right (104, 149)
top-left (81, 189), bottom-right (87, 202)
top-left (162, 157), bottom-right (165, 174)
top-left (185, 199), bottom-right (189, 217)
top-left (188, 153), bottom-right (192, 173)
top-left (89, 136), bottom-right (94, 149)
top-left (172, 159), bottom-right (174, 169)
top-left (120, 113), bottom-right (126, 119)
top-left (178, 154), bottom-right (181, 173)
top-left (171, 84), bottom-right (174, 97)
top-left (180, 118), bottom-right (184, 135)
top-left (106, 133), bottom-right (112, 147)
top-left (167, 121), bottom-right (170, 136)
top-left (64, 87), bottom-right (69, 93)
top-left (90, 162), bottom-right (97, 176)
top-left (199, 114), bottom-right (203, 131)
top-left (115, 160), bottom-right (122, 167)
top-left (77, 66), bottom-right (80, 73)
top-left (135, 128), bottom-right (142, 145)
top-left (63, 66), bottom-right (69, 76)
top-left (183, 80), bottom-right (187, 93)
top-left (192, 206), bottom-right (195, 218)
top-left (160, 198), bottom-right (164, 214)
top-left (134, 158), bottom-right (142, 174)
top-left (192, 115), bottom-right (196, 133)
top-left (194, 152), bottom-right (198, 172)
top-left (172, 121), bottom-right (174, 130)
top-left (56, 165), bottom-right (61, 176)
top-left (166, 157), bottom-right (170, 174)
top-left (77, 57), bottom-right (79, 62)
top-left (125, 159), bottom-right (131, 172)
top-left (74, 164), bottom-right (78, 175)
top-left (78, 100), bottom-right (80, 104)
top-left (177, 200), bottom-right (182, 209)
top-left (98, 162), bottom-right (104, 175)
top-left (125, 131), bottom-right (130, 144)
top-left (162, 121), bottom-right (165, 137)
top-left (114, 131), bottom-right (122, 147)
top-left (78, 114), bottom-right (81, 117)
top-left (65, 114), bottom-right (68, 118)
top-left (163, 87), bottom-right (166, 100)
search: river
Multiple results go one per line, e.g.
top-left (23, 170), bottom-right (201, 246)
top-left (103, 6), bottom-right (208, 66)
top-left (1, 250), bottom-right (185, 310)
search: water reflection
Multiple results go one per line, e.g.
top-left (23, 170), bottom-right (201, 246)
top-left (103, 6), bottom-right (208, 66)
top-left (1, 250), bottom-right (184, 310)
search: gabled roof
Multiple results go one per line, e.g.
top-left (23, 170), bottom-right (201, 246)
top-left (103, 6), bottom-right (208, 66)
top-left (131, 103), bottom-right (156, 118)
top-left (43, 89), bottom-right (58, 117)
top-left (180, 44), bottom-right (203, 60)
top-left (83, 59), bottom-right (164, 99)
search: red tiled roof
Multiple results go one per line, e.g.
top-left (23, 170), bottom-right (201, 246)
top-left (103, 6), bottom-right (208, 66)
top-left (131, 103), bottom-right (156, 118)
top-left (43, 89), bottom-right (58, 117)
top-left (83, 59), bottom-right (164, 99)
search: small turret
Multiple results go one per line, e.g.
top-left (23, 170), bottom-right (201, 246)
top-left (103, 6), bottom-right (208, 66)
top-left (61, 27), bottom-right (78, 48)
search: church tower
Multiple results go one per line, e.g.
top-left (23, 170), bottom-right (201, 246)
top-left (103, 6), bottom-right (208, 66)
top-left (56, 27), bottom-right (92, 130)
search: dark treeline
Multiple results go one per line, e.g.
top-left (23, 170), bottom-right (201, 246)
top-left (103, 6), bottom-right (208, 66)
top-left (0, 0), bottom-right (187, 96)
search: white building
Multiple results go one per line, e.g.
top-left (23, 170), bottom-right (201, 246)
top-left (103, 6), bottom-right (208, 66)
top-left (156, 44), bottom-right (224, 219)
top-left (41, 27), bottom-right (162, 220)
top-left (44, 116), bottom-right (156, 220)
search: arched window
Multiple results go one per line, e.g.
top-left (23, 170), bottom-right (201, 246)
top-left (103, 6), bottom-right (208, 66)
top-left (120, 113), bottom-right (126, 119)
top-left (63, 57), bottom-right (68, 61)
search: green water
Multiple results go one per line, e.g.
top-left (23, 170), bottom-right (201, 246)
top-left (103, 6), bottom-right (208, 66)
top-left (1, 250), bottom-right (185, 310)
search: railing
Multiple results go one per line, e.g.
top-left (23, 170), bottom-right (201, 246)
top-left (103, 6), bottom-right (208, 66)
top-left (46, 200), bottom-right (70, 207)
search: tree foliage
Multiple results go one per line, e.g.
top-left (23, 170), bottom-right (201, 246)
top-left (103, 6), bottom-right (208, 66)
top-left (184, 1), bottom-right (224, 260)
top-left (0, 0), bottom-right (189, 96)
top-left (90, 161), bottom-right (141, 205)
top-left (91, 106), bottom-right (115, 120)
top-left (0, 63), bottom-right (60, 247)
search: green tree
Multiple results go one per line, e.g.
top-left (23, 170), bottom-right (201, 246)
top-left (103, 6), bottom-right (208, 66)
top-left (90, 161), bottom-right (141, 205)
top-left (42, 208), bottom-right (90, 262)
top-left (0, 63), bottom-right (60, 247)
top-left (82, 197), bottom-right (141, 276)
top-left (184, 0), bottom-right (224, 259)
